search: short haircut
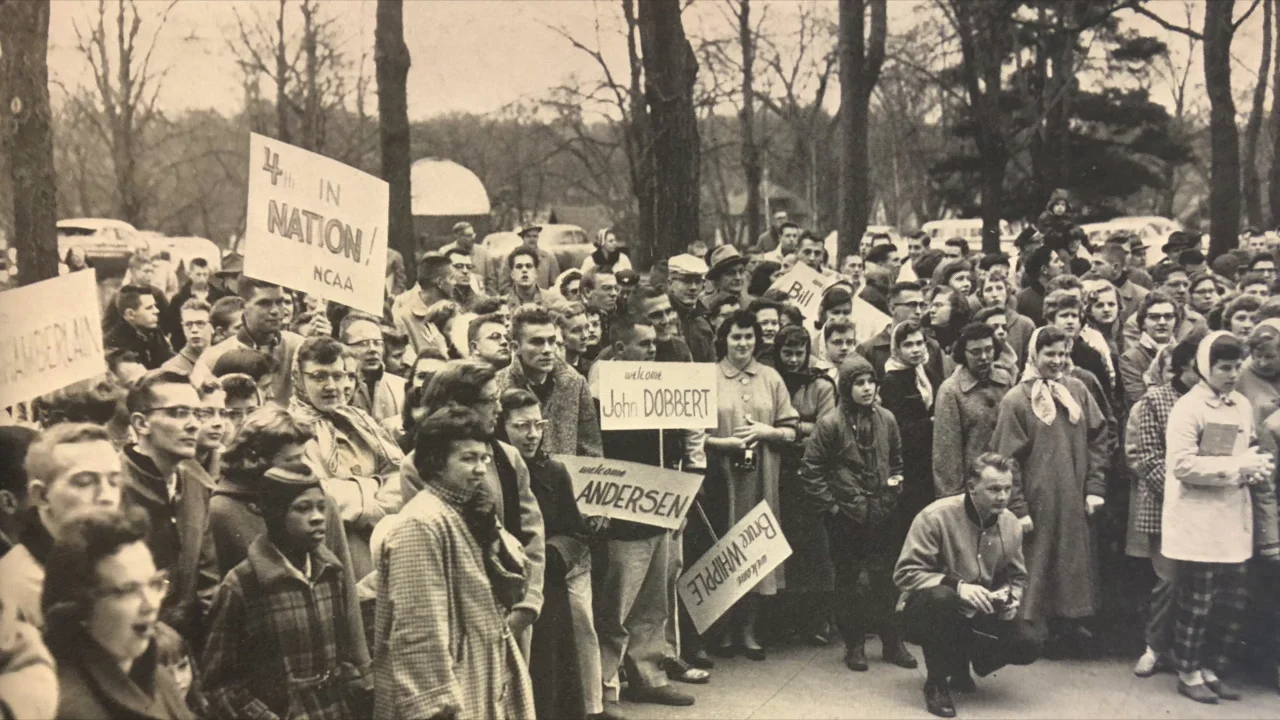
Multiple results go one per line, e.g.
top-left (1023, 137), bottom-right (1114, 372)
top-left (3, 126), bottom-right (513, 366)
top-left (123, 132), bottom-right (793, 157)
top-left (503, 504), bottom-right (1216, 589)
top-left (1024, 247), bottom-right (1057, 281)
top-left (23, 423), bottom-right (112, 485)
top-left (779, 221), bottom-right (800, 233)
top-left (125, 370), bottom-right (194, 414)
top-left (944, 237), bottom-right (970, 255)
top-left (189, 257), bottom-right (209, 270)
top-left (1222, 293), bottom-right (1262, 329)
top-left (978, 253), bottom-right (1011, 271)
top-left (510, 305), bottom-right (554, 342)
top-left (625, 286), bottom-right (668, 317)
top-left (865, 244), bottom-right (896, 265)
top-left (507, 245), bottom-right (540, 271)
top-left (238, 275), bottom-right (279, 303)
top-left (951, 322), bottom-right (998, 365)
top-left (819, 287), bottom-right (854, 322)
top-left (338, 311), bottom-right (382, 340)
top-left (892, 320), bottom-right (925, 347)
top-left (1046, 274), bottom-right (1082, 293)
top-left (558, 269), bottom-right (583, 296)
top-left (1151, 262), bottom-right (1189, 286)
top-left (780, 304), bottom-right (805, 327)
top-left (179, 298), bottom-right (211, 315)
top-left (888, 281), bottom-right (923, 304)
top-left (296, 336), bottom-right (345, 368)
top-left (210, 296), bottom-right (246, 331)
top-left (128, 253), bottom-right (151, 271)
top-left (195, 379), bottom-right (224, 401)
top-left (580, 265), bottom-right (615, 292)
top-left (1136, 290), bottom-right (1182, 329)
top-left (1249, 252), bottom-right (1277, 270)
top-left (966, 452), bottom-right (1018, 487)
top-left (714, 309), bottom-right (764, 360)
top-left (417, 253), bottom-right (453, 284)
top-left (707, 293), bottom-right (742, 319)
top-left (43, 507), bottom-right (151, 655)
top-left (468, 313), bottom-right (508, 348)
top-left (498, 388), bottom-right (540, 423)
top-left (1098, 243), bottom-right (1128, 263)
top-left (1033, 325), bottom-right (1071, 353)
top-left (219, 373), bottom-right (260, 404)
top-left (1170, 333), bottom-right (1203, 373)
top-left (823, 318), bottom-right (857, 342)
top-left (1258, 297), bottom-right (1280, 322)
top-left (747, 297), bottom-right (783, 319)
top-left (421, 360), bottom-right (497, 414)
top-left (1043, 290), bottom-right (1082, 321)
top-left (453, 221), bottom-right (474, 235)
top-left (211, 347), bottom-right (275, 380)
top-left (33, 375), bottom-right (127, 427)
top-left (1178, 249), bottom-right (1206, 267)
top-left (115, 285), bottom-right (152, 314)
top-left (609, 313), bottom-right (654, 345)
top-left (973, 305), bottom-right (1008, 324)
top-left (472, 296), bottom-right (507, 316)
top-left (0, 426), bottom-right (38, 498)
top-left (937, 259), bottom-right (973, 287)
top-left (414, 407), bottom-right (492, 479)
top-left (1237, 271), bottom-right (1270, 291)
top-left (106, 348), bottom-right (143, 375)
top-left (909, 231), bottom-right (931, 247)
top-left (220, 405), bottom-right (314, 484)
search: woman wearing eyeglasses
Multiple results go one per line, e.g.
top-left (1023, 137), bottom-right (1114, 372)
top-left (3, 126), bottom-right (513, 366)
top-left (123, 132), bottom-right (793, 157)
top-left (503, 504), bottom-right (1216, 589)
top-left (43, 507), bottom-right (194, 719)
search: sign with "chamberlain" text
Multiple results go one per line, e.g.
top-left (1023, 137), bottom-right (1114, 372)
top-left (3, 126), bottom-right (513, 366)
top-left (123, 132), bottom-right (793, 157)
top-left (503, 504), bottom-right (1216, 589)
top-left (596, 361), bottom-right (716, 431)
top-left (0, 271), bottom-right (106, 408)
top-left (244, 133), bottom-right (389, 315)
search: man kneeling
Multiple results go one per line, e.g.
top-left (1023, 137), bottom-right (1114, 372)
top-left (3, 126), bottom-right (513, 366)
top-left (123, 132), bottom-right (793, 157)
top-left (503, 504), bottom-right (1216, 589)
top-left (894, 453), bottom-right (1040, 718)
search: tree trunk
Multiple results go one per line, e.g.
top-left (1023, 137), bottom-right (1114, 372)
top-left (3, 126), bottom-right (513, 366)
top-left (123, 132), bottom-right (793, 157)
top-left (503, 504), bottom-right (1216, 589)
top-left (1246, 0), bottom-right (1272, 227)
top-left (739, 0), bottom-right (761, 252)
top-left (837, 0), bottom-right (887, 262)
top-left (1205, 0), bottom-right (1241, 258)
top-left (638, 0), bottom-right (700, 263)
top-left (1271, 0), bottom-right (1280, 227)
top-left (276, 0), bottom-right (290, 143)
top-left (622, 0), bottom-right (655, 268)
top-left (1, 0), bottom-right (60, 284)
top-left (376, 0), bottom-right (414, 281)
top-left (951, 0), bottom-right (1009, 253)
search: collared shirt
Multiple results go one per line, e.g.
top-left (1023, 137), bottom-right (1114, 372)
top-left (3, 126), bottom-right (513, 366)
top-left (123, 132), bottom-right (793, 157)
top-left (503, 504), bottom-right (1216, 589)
top-left (391, 286), bottom-right (452, 358)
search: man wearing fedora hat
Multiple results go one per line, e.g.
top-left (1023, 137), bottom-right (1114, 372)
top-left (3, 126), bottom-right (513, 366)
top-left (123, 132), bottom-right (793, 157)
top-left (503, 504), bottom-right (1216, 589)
top-left (499, 225), bottom-right (561, 296)
top-left (706, 245), bottom-right (751, 304)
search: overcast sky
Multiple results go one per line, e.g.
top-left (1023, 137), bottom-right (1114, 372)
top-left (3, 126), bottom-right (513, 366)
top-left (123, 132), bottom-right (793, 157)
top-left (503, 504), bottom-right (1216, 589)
top-left (44, 0), bottom-right (1268, 121)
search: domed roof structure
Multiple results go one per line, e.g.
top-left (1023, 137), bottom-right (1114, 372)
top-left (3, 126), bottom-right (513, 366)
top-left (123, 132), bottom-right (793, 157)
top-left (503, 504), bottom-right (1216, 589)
top-left (410, 158), bottom-right (490, 216)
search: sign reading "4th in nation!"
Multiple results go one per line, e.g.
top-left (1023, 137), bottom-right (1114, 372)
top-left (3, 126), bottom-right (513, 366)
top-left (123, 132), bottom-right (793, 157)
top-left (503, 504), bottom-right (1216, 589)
top-left (596, 361), bottom-right (717, 431)
top-left (243, 132), bottom-right (389, 316)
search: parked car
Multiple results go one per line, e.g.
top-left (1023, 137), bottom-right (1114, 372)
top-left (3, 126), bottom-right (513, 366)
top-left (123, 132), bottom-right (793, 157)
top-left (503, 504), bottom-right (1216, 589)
top-left (57, 218), bottom-right (140, 276)
top-left (1081, 216), bottom-right (1183, 261)
top-left (480, 224), bottom-right (594, 280)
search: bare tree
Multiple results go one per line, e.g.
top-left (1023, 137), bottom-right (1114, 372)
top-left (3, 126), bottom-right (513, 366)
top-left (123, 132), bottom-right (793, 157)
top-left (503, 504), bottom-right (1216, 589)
top-left (1, 0), bottom-right (60, 283)
top-left (735, 0), bottom-right (762, 250)
top-left (1244, 0), bottom-right (1272, 227)
top-left (837, 0), bottom-right (887, 261)
top-left (1270, 0), bottom-right (1280, 226)
top-left (71, 0), bottom-right (178, 227)
top-left (376, 0), bottom-right (414, 278)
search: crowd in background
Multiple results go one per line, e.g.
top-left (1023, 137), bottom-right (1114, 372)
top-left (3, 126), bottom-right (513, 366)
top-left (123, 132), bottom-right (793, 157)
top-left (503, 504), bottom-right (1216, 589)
top-left (5, 198), bottom-right (1280, 719)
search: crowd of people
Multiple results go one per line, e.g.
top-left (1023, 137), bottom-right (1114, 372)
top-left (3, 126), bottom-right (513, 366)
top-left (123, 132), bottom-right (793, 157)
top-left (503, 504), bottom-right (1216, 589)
top-left (4, 207), bottom-right (1280, 719)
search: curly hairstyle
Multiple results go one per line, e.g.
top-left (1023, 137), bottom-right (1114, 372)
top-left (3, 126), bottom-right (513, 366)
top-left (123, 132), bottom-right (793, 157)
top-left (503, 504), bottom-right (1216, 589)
top-left (220, 406), bottom-right (314, 485)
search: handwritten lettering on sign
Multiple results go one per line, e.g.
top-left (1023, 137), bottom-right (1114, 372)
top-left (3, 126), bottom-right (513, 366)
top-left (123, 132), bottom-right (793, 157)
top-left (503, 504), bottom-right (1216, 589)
top-left (244, 133), bottom-right (388, 315)
top-left (678, 501), bottom-right (792, 634)
top-left (597, 361), bottom-right (716, 431)
top-left (0, 271), bottom-right (106, 408)
top-left (767, 262), bottom-right (839, 323)
top-left (556, 454), bottom-right (703, 530)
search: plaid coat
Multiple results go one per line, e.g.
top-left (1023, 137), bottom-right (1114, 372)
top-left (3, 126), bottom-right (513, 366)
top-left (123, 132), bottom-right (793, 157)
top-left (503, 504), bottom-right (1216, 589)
top-left (1126, 383), bottom-right (1182, 535)
top-left (202, 537), bottom-right (371, 720)
top-left (372, 484), bottom-right (535, 720)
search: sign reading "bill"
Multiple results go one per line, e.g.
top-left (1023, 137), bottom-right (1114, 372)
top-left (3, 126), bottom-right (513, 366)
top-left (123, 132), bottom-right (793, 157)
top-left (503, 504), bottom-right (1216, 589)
top-left (555, 454), bottom-right (703, 530)
top-left (596, 361), bottom-right (716, 431)
top-left (678, 500), bottom-right (792, 634)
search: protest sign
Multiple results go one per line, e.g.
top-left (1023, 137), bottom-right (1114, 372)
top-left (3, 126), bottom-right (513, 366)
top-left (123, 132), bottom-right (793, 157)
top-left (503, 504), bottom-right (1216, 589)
top-left (243, 132), bottom-right (389, 315)
top-left (596, 361), bottom-right (716, 431)
top-left (678, 500), bottom-right (792, 634)
top-left (0, 270), bottom-right (106, 408)
top-left (767, 262), bottom-right (839, 322)
top-left (555, 454), bottom-right (703, 530)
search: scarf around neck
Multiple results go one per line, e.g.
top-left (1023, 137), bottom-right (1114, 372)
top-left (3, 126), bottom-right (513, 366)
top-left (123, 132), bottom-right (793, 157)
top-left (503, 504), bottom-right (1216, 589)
top-left (884, 322), bottom-right (934, 409)
top-left (1020, 327), bottom-right (1082, 426)
top-left (288, 357), bottom-right (405, 472)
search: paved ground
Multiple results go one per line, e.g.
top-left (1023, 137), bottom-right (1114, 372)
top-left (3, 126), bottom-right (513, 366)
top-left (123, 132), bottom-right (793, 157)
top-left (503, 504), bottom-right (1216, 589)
top-left (623, 639), bottom-right (1280, 720)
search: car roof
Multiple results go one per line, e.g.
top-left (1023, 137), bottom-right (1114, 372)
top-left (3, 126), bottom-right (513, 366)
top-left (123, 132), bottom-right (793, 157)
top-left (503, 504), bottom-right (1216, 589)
top-left (56, 218), bottom-right (138, 231)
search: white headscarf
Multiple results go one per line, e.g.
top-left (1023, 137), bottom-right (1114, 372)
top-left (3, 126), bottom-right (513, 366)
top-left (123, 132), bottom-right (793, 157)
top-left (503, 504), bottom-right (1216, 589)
top-left (884, 322), bottom-right (934, 409)
top-left (1196, 330), bottom-right (1240, 404)
top-left (1020, 326), bottom-right (1082, 426)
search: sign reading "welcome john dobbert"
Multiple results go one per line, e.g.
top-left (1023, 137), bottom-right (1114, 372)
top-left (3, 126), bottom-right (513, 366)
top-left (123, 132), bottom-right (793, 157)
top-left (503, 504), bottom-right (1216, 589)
top-left (555, 454), bottom-right (703, 530)
top-left (678, 501), bottom-right (792, 634)
top-left (0, 271), bottom-right (106, 408)
top-left (596, 361), bottom-right (716, 431)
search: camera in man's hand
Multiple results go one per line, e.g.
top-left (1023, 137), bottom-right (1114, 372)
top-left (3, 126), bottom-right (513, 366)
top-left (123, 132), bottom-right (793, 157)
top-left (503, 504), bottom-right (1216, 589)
top-left (988, 586), bottom-right (1013, 612)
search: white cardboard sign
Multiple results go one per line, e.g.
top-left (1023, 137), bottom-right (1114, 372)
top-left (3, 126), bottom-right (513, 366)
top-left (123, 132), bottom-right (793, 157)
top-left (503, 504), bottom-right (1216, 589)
top-left (767, 262), bottom-right (839, 322)
top-left (596, 361), bottom-right (716, 431)
top-left (243, 132), bottom-right (389, 315)
top-left (555, 454), bottom-right (703, 530)
top-left (0, 270), bottom-right (106, 407)
top-left (678, 500), bottom-right (792, 634)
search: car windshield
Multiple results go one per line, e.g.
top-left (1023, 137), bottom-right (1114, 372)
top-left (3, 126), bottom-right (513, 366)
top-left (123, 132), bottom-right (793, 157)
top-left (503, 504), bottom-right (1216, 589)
top-left (542, 228), bottom-right (588, 246)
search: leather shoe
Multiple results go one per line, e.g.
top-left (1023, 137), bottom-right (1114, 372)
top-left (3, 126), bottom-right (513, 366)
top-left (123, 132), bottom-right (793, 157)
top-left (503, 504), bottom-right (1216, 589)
top-left (741, 645), bottom-right (767, 662)
top-left (924, 679), bottom-right (957, 718)
top-left (1177, 681), bottom-right (1218, 704)
top-left (661, 656), bottom-right (710, 684)
top-left (950, 671), bottom-right (977, 694)
top-left (884, 640), bottom-right (919, 669)
top-left (844, 642), bottom-right (869, 672)
top-left (588, 702), bottom-right (627, 720)
top-left (621, 685), bottom-right (695, 706)
top-left (1205, 678), bottom-right (1241, 701)
top-left (685, 650), bottom-right (715, 669)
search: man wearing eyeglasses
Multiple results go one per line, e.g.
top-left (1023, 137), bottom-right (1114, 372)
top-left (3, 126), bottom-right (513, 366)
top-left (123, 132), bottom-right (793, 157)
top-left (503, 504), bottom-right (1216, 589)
top-left (469, 313), bottom-right (513, 370)
top-left (857, 281), bottom-right (948, 379)
top-left (341, 315), bottom-right (406, 438)
top-left (0, 423), bottom-right (123, 629)
top-left (666, 254), bottom-right (716, 363)
top-left (446, 247), bottom-right (486, 309)
top-left (160, 298), bottom-right (217, 388)
top-left (119, 371), bottom-right (220, 644)
top-left (933, 323), bottom-right (1014, 499)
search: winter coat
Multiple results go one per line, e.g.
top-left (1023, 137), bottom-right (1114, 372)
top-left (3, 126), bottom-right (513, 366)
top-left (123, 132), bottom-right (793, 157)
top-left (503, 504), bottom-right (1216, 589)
top-left (53, 635), bottom-right (192, 720)
top-left (494, 358), bottom-right (603, 458)
top-left (800, 383), bottom-right (904, 528)
top-left (932, 364), bottom-right (1015, 498)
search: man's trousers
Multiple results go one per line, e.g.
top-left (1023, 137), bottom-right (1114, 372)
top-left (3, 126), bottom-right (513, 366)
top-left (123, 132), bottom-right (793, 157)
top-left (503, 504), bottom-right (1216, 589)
top-left (899, 586), bottom-right (1040, 681)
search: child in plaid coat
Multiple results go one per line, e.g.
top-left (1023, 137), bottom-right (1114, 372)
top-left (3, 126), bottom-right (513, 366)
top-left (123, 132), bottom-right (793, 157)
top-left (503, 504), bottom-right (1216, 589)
top-left (202, 463), bottom-right (372, 720)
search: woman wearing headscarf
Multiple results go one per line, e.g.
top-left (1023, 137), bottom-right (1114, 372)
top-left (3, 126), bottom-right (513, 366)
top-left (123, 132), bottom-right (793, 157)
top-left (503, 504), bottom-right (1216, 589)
top-left (581, 228), bottom-right (633, 275)
top-left (878, 321), bottom-right (942, 534)
top-left (990, 326), bottom-right (1110, 646)
top-left (771, 325), bottom-right (837, 645)
top-left (705, 310), bottom-right (799, 660)
top-left (1162, 331), bottom-right (1278, 703)
top-left (292, 336), bottom-right (405, 579)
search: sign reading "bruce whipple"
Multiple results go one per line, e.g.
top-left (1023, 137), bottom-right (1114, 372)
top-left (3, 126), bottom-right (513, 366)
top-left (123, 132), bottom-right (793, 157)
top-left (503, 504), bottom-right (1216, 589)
top-left (596, 361), bottom-right (716, 431)
top-left (678, 501), bottom-right (792, 634)
top-left (555, 454), bottom-right (703, 530)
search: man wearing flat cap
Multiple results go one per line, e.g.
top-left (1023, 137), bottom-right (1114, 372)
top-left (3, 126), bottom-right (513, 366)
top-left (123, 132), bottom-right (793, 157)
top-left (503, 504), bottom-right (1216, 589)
top-left (666, 254), bottom-right (716, 362)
